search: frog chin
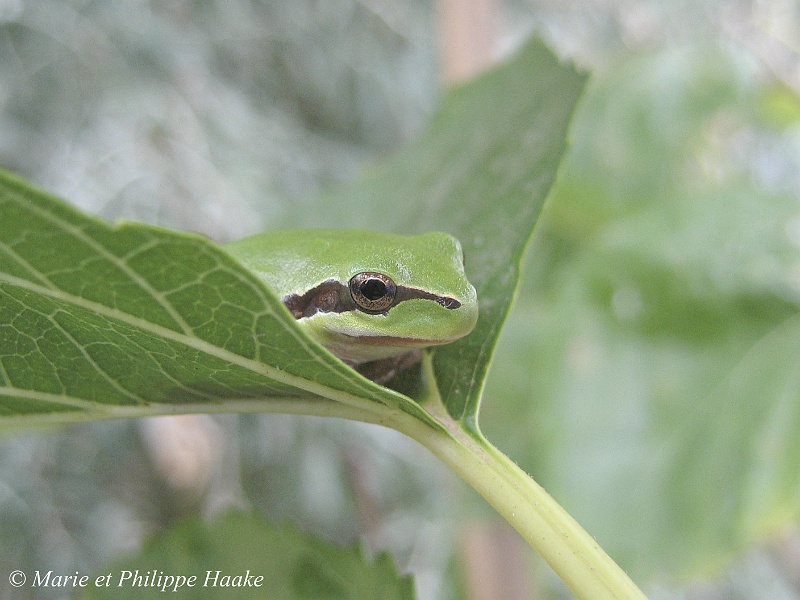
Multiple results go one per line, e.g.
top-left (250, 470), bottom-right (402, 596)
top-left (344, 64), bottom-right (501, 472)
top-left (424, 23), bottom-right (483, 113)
top-left (322, 333), bottom-right (438, 364)
top-left (323, 325), bottom-right (471, 364)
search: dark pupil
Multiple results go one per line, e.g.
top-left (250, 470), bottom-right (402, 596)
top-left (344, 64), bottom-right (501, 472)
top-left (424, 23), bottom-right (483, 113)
top-left (360, 278), bottom-right (387, 300)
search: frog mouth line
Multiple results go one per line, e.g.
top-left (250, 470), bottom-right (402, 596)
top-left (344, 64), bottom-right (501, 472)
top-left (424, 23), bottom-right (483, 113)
top-left (282, 279), bottom-right (461, 320)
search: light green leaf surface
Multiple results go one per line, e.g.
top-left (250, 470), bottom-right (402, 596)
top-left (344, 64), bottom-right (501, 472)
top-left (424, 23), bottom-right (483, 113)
top-left (78, 511), bottom-right (414, 600)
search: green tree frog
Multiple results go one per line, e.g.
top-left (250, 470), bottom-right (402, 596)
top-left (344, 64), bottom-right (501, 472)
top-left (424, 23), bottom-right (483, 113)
top-left (225, 229), bottom-right (478, 381)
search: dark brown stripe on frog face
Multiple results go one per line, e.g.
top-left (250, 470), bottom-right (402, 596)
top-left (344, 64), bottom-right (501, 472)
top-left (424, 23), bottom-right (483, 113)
top-left (282, 279), bottom-right (461, 320)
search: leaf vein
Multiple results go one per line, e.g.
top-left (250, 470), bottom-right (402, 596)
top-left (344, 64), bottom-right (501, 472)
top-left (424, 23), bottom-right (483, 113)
top-left (0, 239), bottom-right (59, 291)
top-left (45, 310), bottom-right (148, 405)
top-left (14, 191), bottom-right (196, 336)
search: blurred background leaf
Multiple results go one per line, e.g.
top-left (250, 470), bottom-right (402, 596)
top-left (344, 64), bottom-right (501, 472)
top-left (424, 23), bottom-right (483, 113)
top-left (78, 511), bottom-right (414, 600)
top-left (481, 43), bottom-right (800, 585)
top-left (2, 1), bottom-right (800, 599)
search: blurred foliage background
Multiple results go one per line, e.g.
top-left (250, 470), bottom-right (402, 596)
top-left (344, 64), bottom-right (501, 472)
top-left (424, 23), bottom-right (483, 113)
top-left (1, 1), bottom-right (800, 599)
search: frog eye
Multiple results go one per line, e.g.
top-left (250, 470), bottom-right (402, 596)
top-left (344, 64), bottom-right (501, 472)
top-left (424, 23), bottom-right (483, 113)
top-left (348, 272), bottom-right (397, 314)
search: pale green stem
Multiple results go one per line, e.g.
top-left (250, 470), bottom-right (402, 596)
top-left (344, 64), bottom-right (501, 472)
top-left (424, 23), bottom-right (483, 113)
top-left (382, 354), bottom-right (649, 599)
top-left (390, 410), bottom-right (647, 600)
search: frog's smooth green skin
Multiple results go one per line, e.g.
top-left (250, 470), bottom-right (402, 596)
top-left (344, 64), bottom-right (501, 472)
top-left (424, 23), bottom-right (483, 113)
top-left (224, 229), bottom-right (478, 365)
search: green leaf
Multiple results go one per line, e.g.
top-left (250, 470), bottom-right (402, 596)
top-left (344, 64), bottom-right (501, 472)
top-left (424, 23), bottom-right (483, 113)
top-left (77, 511), bottom-right (414, 600)
top-left (0, 38), bottom-right (585, 434)
top-left (318, 39), bottom-right (587, 424)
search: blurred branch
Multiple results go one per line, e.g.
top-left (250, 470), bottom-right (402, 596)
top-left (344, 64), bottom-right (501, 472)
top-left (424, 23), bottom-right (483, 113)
top-left (461, 523), bottom-right (536, 600)
top-left (439, 0), bottom-right (498, 84)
